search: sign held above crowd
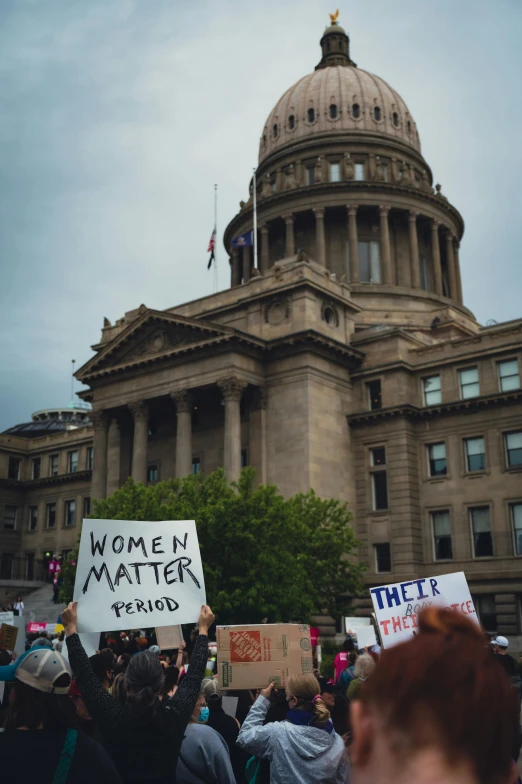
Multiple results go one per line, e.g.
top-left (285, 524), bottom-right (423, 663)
top-left (73, 519), bottom-right (206, 633)
top-left (370, 571), bottom-right (477, 648)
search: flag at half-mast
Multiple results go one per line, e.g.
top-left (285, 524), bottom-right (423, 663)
top-left (231, 231), bottom-right (253, 248)
top-left (207, 228), bottom-right (216, 269)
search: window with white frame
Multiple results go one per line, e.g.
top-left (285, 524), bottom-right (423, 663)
top-left (3, 505), bottom-right (17, 530)
top-left (49, 454), bottom-right (59, 477)
top-left (498, 360), bottom-right (520, 392)
top-left (64, 500), bottom-right (76, 527)
top-left (459, 368), bottom-right (480, 399)
top-left (505, 432), bottom-right (522, 467)
top-left (470, 506), bottom-right (493, 558)
top-left (354, 162), bottom-right (365, 181)
top-left (427, 443), bottom-right (447, 477)
top-left (510, 503), bottom-right (522, 556)
top-left (423, 375), bottom-right (441, 406)
top-left (358, 241), bottom-right (381, 283)
top-left (465, 437), bottom-right (486, 472)
top-left (431, 510), bottom-right (453, 560)
top-left (329, 161), bottom-right (341, 182)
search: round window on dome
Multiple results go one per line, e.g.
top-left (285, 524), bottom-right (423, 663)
top-left (288, 114), bottom-right (295, 130)
top-left (392, 112), bottom-right (399, 128)
top-left (352, 103), bottom-right (361, 119)
top-left (263, 134), bottom-right (267, 149)
top-left (307, 107), bottom-right (315, 123)
top-left (329, 104), bottom-right (338, 120)
top-left (373, 106), bottom-right (382, 122)
top-left (272, 123), bottom-right (279, 139)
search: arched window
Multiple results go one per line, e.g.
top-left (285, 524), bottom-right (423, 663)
top-left (272, 123), bottom-right (278, 138)
top-left (329, 104), bottom-right (338, 119)
top-left (338, 39), bottom-right (342, 51)
top-left (263, 134), bottom-right (267, 148)
top-left (352, 103), bottom-right (361, 119)
top-left (307, 107), bottom-right (315, 123)
top-left (373, 106), bottom-right (381, 122)
top-left (288, 114), bottom-right (295, 130)
top-left (407, 120), bottom-right (412, 135)
top-left (392, 112), bottom-right (399, 128)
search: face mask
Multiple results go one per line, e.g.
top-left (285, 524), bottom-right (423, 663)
top-left (197, 707), bottom-right (210, 723)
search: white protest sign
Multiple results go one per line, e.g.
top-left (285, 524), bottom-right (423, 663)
top-left (62, 632), bottom-right (100, 664)
top-left (73, 519), bottom-right (206, 633)
top-left (222, 695), bottom-right (238, 718)
top-left (370, 571), bottom-right (477, 648)
top-left (354, 625), bottom-right (377, 649)
top-left (344, 616), bottom-right (370, 634)
top-left (0, 611), bottom-right (14, 625)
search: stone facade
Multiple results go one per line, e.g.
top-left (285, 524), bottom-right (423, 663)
top-left (1, 17), bottom-right (521, 642)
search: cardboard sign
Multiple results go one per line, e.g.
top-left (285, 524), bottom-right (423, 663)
top-left (0, 623), bottom-right (18, 651)
top-left (73, 519), bottom-right (206, 633)
top-left (370, 571), bottom-right (477, 648)
top-left (217, 623), bottom-right (312, 690)
top-left (156, 624), bottom-right (184, 650)
top-left (354, 625), bottom-right (377, 649)
top-left (0, 611), bottom-right (14, 625)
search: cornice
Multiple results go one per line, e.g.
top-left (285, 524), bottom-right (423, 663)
top-left (0, 469), bottom-right (92, 491)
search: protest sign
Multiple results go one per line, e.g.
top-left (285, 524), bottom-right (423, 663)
top-left (222, 696), bottom-right (239, 718)
top-left (370, 571), bottom-right (477, 648)
top-left (217, 623), bottom-right (312, 690)
top-left (0, 611), bottom-right (14, 625)
top-left (0, 623), bottom-right (18, 651)
top-left (354, 625), bottom-right (377, 649)
top-left (344, 616), bottom-right (370, 634)
top-left (73, 519), bottom-right (206, 633)
top-left (156, 624), bottom-right (184, 650)
top-left (27, 622), bottom-right (47, 634)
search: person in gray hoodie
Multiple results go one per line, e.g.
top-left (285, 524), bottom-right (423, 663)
top-left (237, 673), bottom-right (349, 784)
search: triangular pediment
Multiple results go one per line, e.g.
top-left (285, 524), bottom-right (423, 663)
top-left (77, 309), bottom-right (235, 381)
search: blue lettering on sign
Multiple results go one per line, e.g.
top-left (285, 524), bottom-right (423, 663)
top-left (412, 579), bottom-right (429, 599)
top-left (385, 586), bottom-right (401, 608)
top-left (373, 578), bottom-right (442, 609)
top-left (370, 587), bottom-right (386, 610)
top-left (400, 582), bottom-right (413, 602)
top-left (430, 578), bottom-right (440, 596)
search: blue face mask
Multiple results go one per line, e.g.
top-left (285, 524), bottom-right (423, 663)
top-left (197, 707), bottom-right (210, 723)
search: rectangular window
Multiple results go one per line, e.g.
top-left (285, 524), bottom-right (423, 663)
top-left (465, 437), bottom-right (486, 472)
top-left (372, 471), bottom-right (388, 510)
top-left (459, 367), bottom-right (480, 399)
top-left (470, 506), bottom-right (493, 558)
top-left (32, 457), bottom-right (41, 480)
top-left (8, 457), bottom-right (20, 480)
top-left (26, 552), bottom-right (35, 581)
top-left (306, 166), bottom-right (315, 186)
top-left (0, 554), bottom-right (13, 580)
top-left (3, 505), bottom-right (17, 530)
top-left (83, 497), bottom-right (91, 518)
top-left (498, 359), bottom-right (520, 392)
top-left (49, 454), bottom-right (59, 477)
top-left (358, 240), bottom-right (381, 283)
top-left (367, 380), bottom-right (382, 410)
top-left (192, 458), bottom-right (201, 475)
top-left (382, 163), bottom-right (389, 182)
top-left (329, 161), bottom-right (341, 182)
top-left (474, 595), bottom-right (497, 632)
top-left (67, 450), bottom-right (78, 473)
top-left (354, 162), bottom-right (365, 181)
top-left (374, 543), bottom-right (391, 573)
top-left (241, 449), bottom-right (248, 468)
top-left (423, 375), bottom-right (441, 406)
top-left (46, 503), bottom-right (56, 529)
top-left (505, 432), bottom-right (522, 467)
top-left (28, 506), bottom-right (38, 532)
top-left (86, 447), bottom-right (94, 470)
top-left (511, 503), bottom-right (522, 556)
top-left (432, 510), bottom-right (453, 560)
top-left (64, 500), bottom-right (76, 527)
top-left (371, 447), bottom-right (386, 466)
top-left (147, 464), bottom-right (159, 483)
top-left (428, 443), bottom-right (447, 476)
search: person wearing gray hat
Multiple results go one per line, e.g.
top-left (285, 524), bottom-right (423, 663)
top-left (0, 647), bottom-right (121, 783)
top-left (30, 636), bottom-right (54, 650)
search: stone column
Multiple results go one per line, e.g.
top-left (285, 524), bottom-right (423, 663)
top-left (431, 220), bottom-right (443, 296)
top-left (171, 390), bottom-right (192, 478)
top-left (446, 231), bottom-right (458, 301)
top-left (408, 211), bottom-right (420, 289)
top-left (91, 411), bottom-right (109, 500)
top-left (454, 239), bottom-right (463, 304)
top-left (379, 206), bottom-right (392, 284)
top-left (283, 214), bottom-right (295, 258)
top-left (231, 249), bottom-right (241, 287)
top-left (260, 224), bottom-right (269, 274)
top-left (129, 401), bottom-right (149, 484)
top-left (347, 204), bottom-right (359, 283)
top-left (242, 246), bottom-right (251, 283)
top-left (314, 208), bottom-right (326, 266)
top-left (106, 417), bottom-right (121, 496)
top-left (249, 388), bottom-right (267, 486)
top-left (218, 376), bottom-right (247, 483)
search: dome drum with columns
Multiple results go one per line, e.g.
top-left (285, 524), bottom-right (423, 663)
top-left (224, 17), bottom-right (467, 319)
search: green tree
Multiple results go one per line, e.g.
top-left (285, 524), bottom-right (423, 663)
top-left (60, 469), bottom-right (365, 625)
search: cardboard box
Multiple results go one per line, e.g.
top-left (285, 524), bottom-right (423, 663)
top-left (217, 623), bottom-right (313, 690)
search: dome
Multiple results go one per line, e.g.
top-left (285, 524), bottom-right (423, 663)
top-left (2, 406), bottom-right (92, 438)
top-left (259, 63), bottom-right (420, 165)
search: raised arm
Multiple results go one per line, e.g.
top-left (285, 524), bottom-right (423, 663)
top-left (236, 683), bottom-right (277, 758)
top-left (175, 639), bottom-right (186, 670)
top-left (62, 602), bottom-right (124, 737)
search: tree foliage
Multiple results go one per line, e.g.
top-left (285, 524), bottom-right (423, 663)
top-left (60, 469), bottom-right (365, 625)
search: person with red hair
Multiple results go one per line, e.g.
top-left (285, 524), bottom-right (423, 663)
top-left (350, 607), bottom-right (519, 784)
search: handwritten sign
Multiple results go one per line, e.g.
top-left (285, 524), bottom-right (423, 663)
top-left (156, 624), bottom-right (184, 650)
top-left (73, 519), bottom-right (206, 633)
top-left (0, 611), bottom-right (14, 625)
top-left (0, 623), bottom-right (18, 651)
top-left (370, 571), bottom-right (477, 648)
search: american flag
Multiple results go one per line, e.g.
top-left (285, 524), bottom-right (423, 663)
top-left (207, 229), bottom-right (216, 269)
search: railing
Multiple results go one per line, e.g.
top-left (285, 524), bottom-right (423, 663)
top-left (0, 556), bottom-right (47, 582)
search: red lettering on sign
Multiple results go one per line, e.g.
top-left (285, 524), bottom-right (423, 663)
top-left (230, 631), bottom-right (262, 663)
top-left (380, 619), bottom-right (391, 636)
top-left (391, 616), bottom-right (402, 633)
top-left (402, 616), bottom-right (410, 630)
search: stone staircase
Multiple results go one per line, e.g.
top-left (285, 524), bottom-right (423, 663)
top-left (22, 584), bottom-right (63, 624)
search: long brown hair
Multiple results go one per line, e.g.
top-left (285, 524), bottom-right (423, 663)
top-left (4, 677), bottom-right (79, 731)
top-left (361, 608), bottom-right (517, 784)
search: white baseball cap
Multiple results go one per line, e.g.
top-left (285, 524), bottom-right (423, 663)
top-left (492, 636), bottom-right (509, 649)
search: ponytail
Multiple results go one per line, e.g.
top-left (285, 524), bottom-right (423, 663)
top-left (126, 683), bottom-right (157, 720)
top-left (124, 650), bottom-right (164, 721)
top-left (311, 694), bottom-right (331, 724)
top-left (287, 673), bottom-right (331, 726)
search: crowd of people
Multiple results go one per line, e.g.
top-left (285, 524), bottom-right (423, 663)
top-left (0, 603), bottom-right (521, 783)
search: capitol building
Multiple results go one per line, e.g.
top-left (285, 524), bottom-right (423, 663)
top-left (1, 16), bottom-right (522, 639)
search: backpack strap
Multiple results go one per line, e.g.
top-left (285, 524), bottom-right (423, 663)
top-left (52, 728), bottom-right (78, 784)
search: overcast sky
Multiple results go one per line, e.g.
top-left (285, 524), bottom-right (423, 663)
top-left (1, 0), bottom-right (521, 431)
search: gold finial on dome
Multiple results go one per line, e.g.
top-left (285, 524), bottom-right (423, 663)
top-left (329, 9), bottom-right (340, 24)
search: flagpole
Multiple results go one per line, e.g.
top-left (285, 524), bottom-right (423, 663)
top-left (253, 168), bottom-right (258, 271)
top-left (214, 183), bottom-right (218, 293)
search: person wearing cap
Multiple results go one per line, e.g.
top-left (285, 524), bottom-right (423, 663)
top-left (203, 677), bottom-right (249, 783)
top-left (0, 646), bottom-right (121, 783)
top-left (491, 635), bottom-right (517, 677)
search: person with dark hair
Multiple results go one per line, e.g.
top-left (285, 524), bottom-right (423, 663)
top-left (350, 607), bottom-right (519, 784)
top-left (62, 601), bottom-right (214, 783)
top-left (160, 665), bottom-right (180, 700)
top-left (203, 678), bottom-right (248, 783)
top-left (89, 653), bottom-right (114, 690)
top-left (0, 647), bottom-right (121, 783)
top-left (319, 680), bottom-right (350, 738)
top-left (338, 649), bottom-right (357, 691)
top-left (116, 652), bottom-right (131, 673)
top-left (333, 636), bottom-right (355, 683)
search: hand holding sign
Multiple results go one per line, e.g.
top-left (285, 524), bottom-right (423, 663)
top-left (62, 601), bottom-right (78, 636)
top-left (198, 605), bottom-right (215, 634)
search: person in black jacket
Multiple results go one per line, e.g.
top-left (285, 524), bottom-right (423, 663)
top-left (62, 601), bottom-right (214, 784)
